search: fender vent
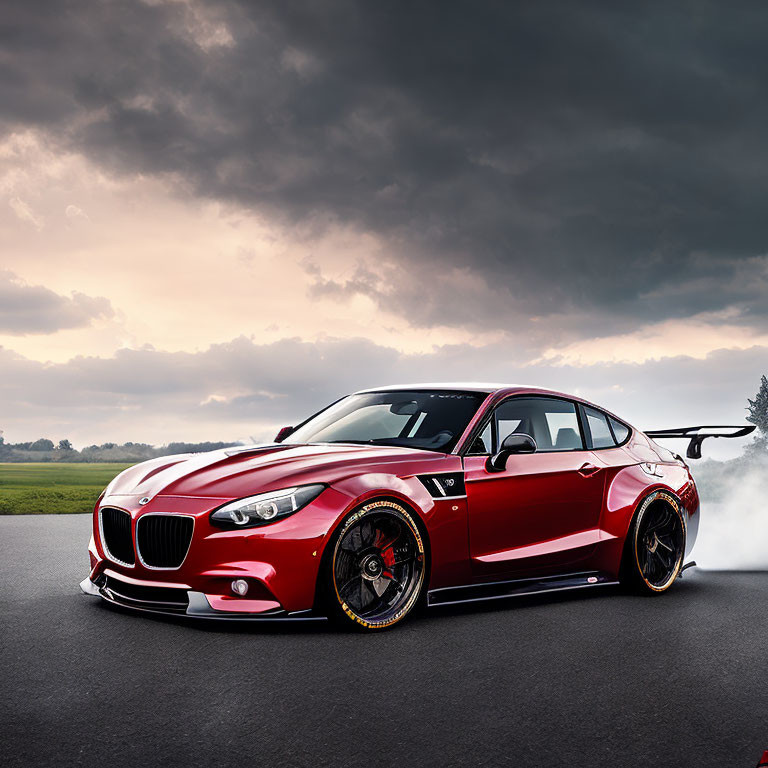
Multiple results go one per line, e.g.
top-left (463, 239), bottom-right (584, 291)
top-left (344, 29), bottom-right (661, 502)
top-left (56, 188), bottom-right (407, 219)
top-left (417, 472), bottom-right (466, 499)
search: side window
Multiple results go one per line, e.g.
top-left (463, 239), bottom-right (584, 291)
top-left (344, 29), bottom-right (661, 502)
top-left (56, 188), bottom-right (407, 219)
top-left (467, 421), bottom-right (493, 455)
top-left (492, 398), bottom-right (583, 452)
top-left (609, 417), bottom-right (630, 444)
top-left (584, 406), bottom-right (616, 449)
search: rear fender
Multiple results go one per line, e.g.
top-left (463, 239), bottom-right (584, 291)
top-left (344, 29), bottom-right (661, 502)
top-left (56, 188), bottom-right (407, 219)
top-left (602, 464), bottom-right (695, 575)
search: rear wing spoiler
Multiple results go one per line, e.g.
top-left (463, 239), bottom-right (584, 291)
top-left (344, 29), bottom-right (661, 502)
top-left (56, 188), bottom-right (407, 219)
top-left (645, 425), bottom-right (756, 460)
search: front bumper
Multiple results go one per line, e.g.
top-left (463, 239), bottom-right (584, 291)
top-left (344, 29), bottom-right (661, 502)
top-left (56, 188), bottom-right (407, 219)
top-left (85, 487), bottom-right (355, 618)
top-left (80, 570), bottom-right (326, 621)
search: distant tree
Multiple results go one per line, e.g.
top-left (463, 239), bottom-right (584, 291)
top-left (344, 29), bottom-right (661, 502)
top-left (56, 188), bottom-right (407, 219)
top-left (747, 375), bottom-right (768, 435)
top-left (744, 375), bottom-right (768, 455)
top-left (30, 438), bottom-right (54, 451)
top-left (164, 441), bottom-right (240, 454)
top-left (57, 439), bottom-right (73, 451)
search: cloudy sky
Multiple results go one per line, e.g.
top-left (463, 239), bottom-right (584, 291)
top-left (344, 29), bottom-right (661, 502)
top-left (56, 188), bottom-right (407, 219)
top-left (1, 0), bottom-right (767, 453)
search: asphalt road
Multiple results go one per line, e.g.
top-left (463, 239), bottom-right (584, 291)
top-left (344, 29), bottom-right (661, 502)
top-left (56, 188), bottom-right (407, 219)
top-left (1, 515), bottom-right (766, 768)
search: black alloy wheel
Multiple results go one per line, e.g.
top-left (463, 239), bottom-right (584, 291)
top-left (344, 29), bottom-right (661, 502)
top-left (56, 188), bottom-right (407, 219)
top-left (625, 490), bottom-right (686, 593)
top-left (325, 500), bottom-right (425, 630)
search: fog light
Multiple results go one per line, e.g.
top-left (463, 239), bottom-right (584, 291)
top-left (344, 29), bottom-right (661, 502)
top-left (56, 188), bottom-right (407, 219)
top-left (231, 579), bottom-right (249, 596)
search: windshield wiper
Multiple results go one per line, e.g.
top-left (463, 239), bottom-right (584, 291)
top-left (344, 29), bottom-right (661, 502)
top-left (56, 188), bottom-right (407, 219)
top-left (324, 439), bottom-right (376, 444)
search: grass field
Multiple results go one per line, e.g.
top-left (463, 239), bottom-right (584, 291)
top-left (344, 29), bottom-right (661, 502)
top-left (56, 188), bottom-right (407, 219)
top-left (0, 463), bottom-right (134, 515)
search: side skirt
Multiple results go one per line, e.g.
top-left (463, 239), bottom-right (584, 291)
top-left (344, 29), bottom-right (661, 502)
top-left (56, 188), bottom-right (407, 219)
top-left (426, 570), bottom-right (618, 608)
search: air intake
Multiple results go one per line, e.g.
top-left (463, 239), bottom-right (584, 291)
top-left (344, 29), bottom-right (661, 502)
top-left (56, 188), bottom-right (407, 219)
top-left (136, 515), bottom-right (194, 569)
top-left (103, 574), bottom-right (188, 612)
top-left (100, 507), bottom-right (135, 566)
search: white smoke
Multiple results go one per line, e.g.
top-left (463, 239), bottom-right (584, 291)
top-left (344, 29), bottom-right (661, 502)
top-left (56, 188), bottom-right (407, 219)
top-left (690, 451), bottom-right (768, 569)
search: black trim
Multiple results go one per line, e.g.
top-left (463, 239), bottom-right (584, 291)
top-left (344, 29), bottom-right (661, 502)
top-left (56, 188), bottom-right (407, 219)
top-left (417, 472), bottom-right (466, 498)
top-left (609, 416), bottom-right (632, 447)
top-left (678, 561), bottom-right (697, 579)
top-left (82, 576), bottom-right (326, 621)
top-left (575, 402), bottom-right (590, 449)
top-left (427, 571), bottom-right (617, 607)
top-left (102, 574), bottom-right (189, 613)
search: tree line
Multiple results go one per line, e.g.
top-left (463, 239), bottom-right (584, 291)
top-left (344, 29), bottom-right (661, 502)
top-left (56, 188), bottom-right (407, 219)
top-left (0, 436), bottom-right (242, 463)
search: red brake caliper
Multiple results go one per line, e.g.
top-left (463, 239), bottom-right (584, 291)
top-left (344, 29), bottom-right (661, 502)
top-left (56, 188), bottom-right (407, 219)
top-left (373, 528), bottom-right (398, 578)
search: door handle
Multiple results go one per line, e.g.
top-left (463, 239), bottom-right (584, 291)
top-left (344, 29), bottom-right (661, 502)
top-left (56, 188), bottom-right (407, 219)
top-left (578, 463), bottom-right (602, 477)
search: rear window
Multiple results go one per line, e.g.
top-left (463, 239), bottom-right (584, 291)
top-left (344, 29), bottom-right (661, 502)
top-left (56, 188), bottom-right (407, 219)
top-left (584, 406), bottom-right (616, 449)
top-left (609, 417), bottom-right (630, 444)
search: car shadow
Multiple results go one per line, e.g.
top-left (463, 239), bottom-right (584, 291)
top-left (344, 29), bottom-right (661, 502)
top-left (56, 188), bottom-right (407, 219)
top-left (89, 568), bottom-right (714, 634)
top-left (90, 578), bottom-right (661, 635)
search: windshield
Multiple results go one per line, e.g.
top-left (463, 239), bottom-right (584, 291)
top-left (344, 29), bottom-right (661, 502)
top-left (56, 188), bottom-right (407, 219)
top-left (283, 390), bottom-right (487, 453)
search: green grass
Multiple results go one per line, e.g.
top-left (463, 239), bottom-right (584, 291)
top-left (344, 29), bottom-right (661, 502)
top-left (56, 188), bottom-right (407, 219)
top-left (0, 463), bottom-right (134, 515)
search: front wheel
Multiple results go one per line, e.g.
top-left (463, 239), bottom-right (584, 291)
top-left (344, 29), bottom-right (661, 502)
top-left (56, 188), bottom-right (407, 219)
top-left (322, 500), bottom-right (426, 630)
top-left (622, 490), bottom-right (686, 594)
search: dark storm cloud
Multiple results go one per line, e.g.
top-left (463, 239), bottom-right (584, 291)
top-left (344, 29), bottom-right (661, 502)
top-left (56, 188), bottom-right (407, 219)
top-left (0, 271), bottom-right (113, 335)
top-left (4, 0), bottom-right (768, 333)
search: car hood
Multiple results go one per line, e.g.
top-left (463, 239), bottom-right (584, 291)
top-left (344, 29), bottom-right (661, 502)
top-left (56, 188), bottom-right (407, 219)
top-left (103, 443), bottom-right (449, 502)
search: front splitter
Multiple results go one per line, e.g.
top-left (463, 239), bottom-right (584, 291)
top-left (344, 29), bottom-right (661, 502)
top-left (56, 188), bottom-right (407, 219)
top-left (79, 576), bottom-right (326, 622)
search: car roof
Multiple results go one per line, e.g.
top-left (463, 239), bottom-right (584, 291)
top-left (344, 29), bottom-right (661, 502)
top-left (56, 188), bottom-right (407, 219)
top-left (354, 382), bottom-right (557, 396)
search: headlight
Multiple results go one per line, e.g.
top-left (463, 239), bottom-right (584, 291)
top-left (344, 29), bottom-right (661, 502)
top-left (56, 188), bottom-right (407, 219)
top-left (210, 484), bottom-right (325, 529)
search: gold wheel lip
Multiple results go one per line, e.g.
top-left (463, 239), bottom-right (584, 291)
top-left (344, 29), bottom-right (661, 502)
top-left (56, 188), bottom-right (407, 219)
top-left (633, 490), bottom-right (686, 592)
top-left (332, 500), bottom-right (425, 629)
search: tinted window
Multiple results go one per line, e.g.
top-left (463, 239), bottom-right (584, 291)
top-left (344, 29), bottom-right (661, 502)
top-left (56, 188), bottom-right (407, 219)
top-left (284, 390), bottom-right (486, 453)
top-left (467, 421), bottom-right (493, 455)
top-left (312, 403), bottom-right (412, 441)
top-left (584, 407), bottom-right (616, 449)
top-left (492, 397), bottom-right (583, 452)
top-left (609, 417), bottom-right (630, 444)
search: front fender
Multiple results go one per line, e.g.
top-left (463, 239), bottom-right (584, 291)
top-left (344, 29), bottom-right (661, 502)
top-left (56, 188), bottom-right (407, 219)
top-left (318, 469), bottom-right (473, 592)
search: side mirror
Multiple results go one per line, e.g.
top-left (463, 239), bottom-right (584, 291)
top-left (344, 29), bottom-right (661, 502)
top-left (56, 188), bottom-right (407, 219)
top-left (274, 426), bottom-right (294, 443)
top-left (486, 433), bottom-right (537, 472)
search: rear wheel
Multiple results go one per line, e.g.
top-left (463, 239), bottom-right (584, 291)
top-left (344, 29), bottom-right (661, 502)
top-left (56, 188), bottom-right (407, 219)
top-left (622, 490), bottom-right (686, 594)
top-left (323, 500), bottom-right (426, 630)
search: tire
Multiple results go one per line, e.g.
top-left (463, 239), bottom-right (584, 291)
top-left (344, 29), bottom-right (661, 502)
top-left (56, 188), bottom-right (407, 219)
top-left (321, 499), bottom-right (426, 631)
top-left (621, 490), bottom-right (686, 594)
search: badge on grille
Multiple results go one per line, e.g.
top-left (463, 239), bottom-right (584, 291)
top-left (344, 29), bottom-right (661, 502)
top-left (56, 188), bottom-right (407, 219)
top-left (139, 497), bottom-right (150, 505)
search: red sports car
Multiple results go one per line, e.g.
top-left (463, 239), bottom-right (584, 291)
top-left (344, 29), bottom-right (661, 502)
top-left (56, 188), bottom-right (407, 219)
top-left (80, 384), bottom-right (753, 630)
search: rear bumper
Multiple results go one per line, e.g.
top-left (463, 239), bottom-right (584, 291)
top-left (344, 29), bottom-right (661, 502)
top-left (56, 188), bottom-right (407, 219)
top-left (80, 572), bottom-right (325, 622)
